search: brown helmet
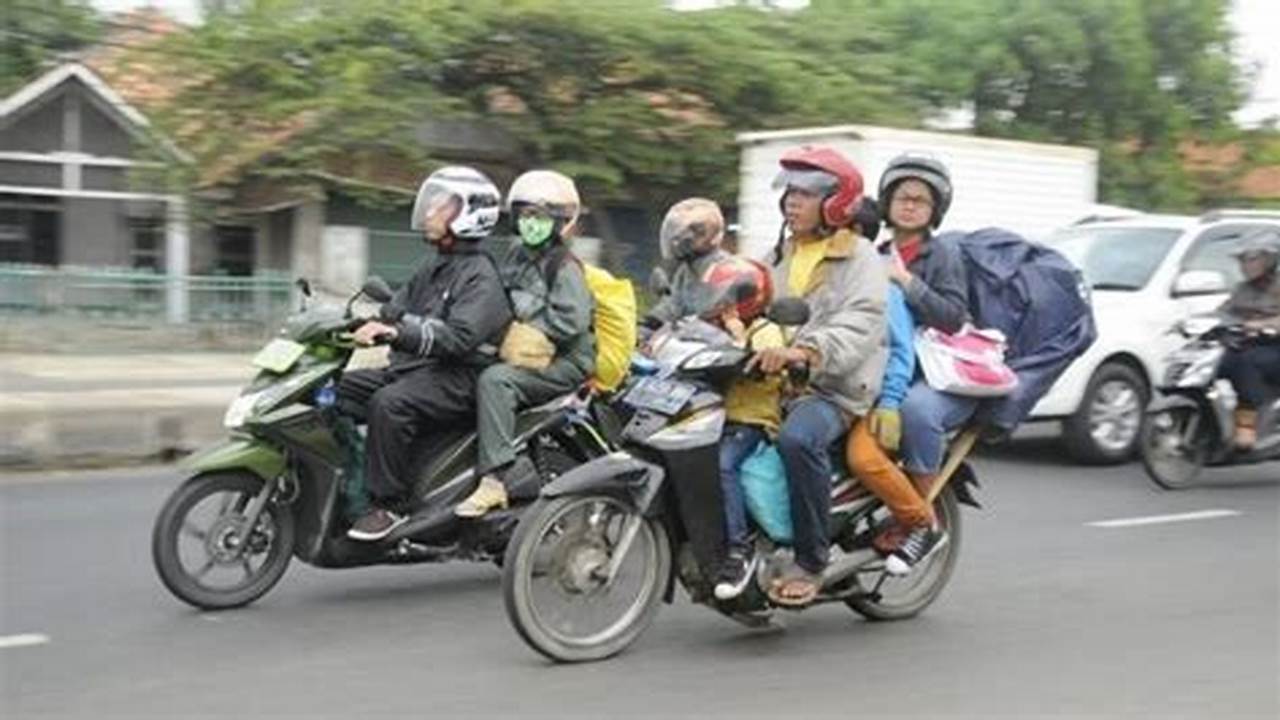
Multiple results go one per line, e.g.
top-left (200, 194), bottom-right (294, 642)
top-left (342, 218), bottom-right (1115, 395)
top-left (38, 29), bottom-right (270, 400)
top-left (660, 197), bottom-right (725, 262)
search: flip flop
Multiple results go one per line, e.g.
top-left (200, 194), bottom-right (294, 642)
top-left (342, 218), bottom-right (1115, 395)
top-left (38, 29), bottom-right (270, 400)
top-left (768, 571), bottom-right (821, 607)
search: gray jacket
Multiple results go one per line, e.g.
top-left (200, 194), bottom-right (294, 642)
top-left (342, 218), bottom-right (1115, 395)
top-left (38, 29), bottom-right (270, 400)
top-left (500, 241), bottom-right (596, 376)
top-left (880, 232), bottom-right (970, 333)
top-left (774, 229), bottom-right (889, 417)
top-left (1218, 273), bottom-right (1280, 332)
top-left (647, 249), bottom-right (730, 324)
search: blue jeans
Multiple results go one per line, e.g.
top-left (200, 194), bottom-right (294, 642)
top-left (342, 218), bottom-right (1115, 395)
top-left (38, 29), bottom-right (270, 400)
top-left (899, 381), bottom-right (980, 475)
top-left (720, 423), bottom-right (767, 554)
top-left (777, 396), bottom-right (850, 574)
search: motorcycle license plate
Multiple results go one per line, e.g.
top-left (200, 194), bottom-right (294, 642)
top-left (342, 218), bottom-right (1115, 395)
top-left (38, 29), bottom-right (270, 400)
top-left (252, 338), bottom-right (307, 373)
top-left (624, 377), bottom-right (696, 415)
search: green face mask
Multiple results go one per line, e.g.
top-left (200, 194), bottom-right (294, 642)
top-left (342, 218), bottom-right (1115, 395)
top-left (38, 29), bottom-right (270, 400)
top-left (518, 215), bottom-right (555, 247)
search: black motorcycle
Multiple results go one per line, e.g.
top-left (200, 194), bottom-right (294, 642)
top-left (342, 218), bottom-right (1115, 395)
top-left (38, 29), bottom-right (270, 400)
top-left (152, 277), bottom-right (610, 610)
top-left (1140, 317), bottom-right (1280, 490)
top-left (500, 300), bottom-right (981, 662)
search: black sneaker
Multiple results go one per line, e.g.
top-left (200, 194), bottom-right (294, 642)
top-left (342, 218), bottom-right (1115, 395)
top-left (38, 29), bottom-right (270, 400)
top-left (714, 549), bottom-right (755, 601)
top-left (885, 526), bottom-right (948, 576)
top-left (347, 507), bottom-right (407, 541)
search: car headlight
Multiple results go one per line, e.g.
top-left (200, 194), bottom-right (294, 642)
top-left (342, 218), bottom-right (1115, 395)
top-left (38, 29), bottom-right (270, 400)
top-left (224, 389), bottom-right (267, 428)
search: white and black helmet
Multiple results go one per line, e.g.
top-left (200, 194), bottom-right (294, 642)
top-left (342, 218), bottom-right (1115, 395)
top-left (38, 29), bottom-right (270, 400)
top-left (878, 153), bottom-right (953, 229)
top-left (410, 165), bottom-right (501, 239)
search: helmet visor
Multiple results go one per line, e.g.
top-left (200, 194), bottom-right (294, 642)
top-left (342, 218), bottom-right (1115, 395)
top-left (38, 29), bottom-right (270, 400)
top-left (772, 167), bottom-right (838, 195)
top-left (410, 180), bottom-right (462, 232)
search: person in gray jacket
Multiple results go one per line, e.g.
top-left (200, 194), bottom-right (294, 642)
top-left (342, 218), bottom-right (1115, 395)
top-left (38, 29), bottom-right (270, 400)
top-left (456, 170), bottom-right (596, 517)
top-left (644, 198), bottom-right (730, 326)
top-left (751, 145), bottom-right (888, 606)
top-left (1217, 229), bottom-right (1280, 449)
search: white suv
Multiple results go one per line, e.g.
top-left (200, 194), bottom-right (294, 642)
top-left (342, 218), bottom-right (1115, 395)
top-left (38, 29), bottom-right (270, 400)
top-left (1030, 210), bottom-right (1280, 463)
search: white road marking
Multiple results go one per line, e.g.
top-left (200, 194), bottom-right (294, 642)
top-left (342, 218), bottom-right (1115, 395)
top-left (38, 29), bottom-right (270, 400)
top-left (0, 633), bottom-right (50, 649)
top-left (1087, 509), bottom-right (1241, 528)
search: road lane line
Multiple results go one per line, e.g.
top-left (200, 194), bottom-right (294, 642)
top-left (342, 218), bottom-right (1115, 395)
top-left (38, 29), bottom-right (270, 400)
top-left (0, 633), bottom-right (50, 649)
top-left (1087, 509), bottom-right (1241, 528)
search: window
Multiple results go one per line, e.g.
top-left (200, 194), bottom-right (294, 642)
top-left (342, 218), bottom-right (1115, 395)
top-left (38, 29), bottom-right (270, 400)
top-left (214, 225), bottom-right (254, 276)
top-left (1179, 224), bottom-right (1267, 287)
top-left (1046, 226), bottom-right (1183, 291)
top-left (130, 217), bottom-right (165, 272)
top-left (0, 195), bottom-right (60, 265)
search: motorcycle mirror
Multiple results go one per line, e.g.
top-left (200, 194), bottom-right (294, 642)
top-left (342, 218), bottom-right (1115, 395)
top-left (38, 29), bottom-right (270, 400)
top-left (648, 267), bottom-right (671, 298)
top-left (361, 276), bottom-right (394, 303)
top-left (295, 278), bottom-right (312, 297)
top-left (767, 298), bottom-right (811, 327)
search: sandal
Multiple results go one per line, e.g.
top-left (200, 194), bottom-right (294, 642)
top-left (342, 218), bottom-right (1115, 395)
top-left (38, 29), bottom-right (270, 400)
top-left (767, 569), bottom-right (822, 607)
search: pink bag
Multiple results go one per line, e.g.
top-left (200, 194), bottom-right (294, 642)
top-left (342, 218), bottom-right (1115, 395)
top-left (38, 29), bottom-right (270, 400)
top-left (915, 325), bottom-right (1019, 397)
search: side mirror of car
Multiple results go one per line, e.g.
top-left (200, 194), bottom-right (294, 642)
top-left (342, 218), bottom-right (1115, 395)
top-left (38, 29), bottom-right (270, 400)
top-left (1172, 270), bottom-right (1228, 297)
top-left (362, 276), bottom-right (394, 303)
top-left (767, 298), bottom-right (811, 327)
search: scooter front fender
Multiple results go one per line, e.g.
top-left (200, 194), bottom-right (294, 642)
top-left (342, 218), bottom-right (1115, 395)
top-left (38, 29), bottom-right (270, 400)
top-left (540, 451), bottom-right (666, 516)
top-left (1145, 394), bottom-right (1201, 415)
top-left (181, 437), bottom-right (286, 482)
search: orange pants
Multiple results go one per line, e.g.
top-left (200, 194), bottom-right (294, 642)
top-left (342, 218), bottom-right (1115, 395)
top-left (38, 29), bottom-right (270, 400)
top-left (846, 420), bottom-right (934, 527)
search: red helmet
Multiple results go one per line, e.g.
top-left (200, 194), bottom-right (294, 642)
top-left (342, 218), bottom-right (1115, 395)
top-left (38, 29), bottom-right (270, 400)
top-left (701, 256), bottom-right (774, 323)
top-left (773, 145), bottom-right (864, 229)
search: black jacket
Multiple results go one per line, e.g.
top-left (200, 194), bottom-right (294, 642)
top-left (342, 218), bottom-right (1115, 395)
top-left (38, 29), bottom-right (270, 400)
top-left (380, 246), bottom-right (513, 369)
top-left (879, 232), bottom-right (970, 333)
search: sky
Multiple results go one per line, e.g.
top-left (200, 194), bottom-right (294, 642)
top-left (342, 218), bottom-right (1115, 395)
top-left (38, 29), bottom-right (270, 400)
top-left (91, 0), bottom-right (1280, 126)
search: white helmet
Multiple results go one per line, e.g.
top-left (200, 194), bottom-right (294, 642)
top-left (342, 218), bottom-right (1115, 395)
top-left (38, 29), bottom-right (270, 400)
top-left (410, 166), bottom-right (501, 240)
top-left (506, 170), bottom-right (582, 237)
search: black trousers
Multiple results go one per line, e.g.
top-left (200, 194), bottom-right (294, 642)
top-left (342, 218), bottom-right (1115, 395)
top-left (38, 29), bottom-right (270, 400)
top-left (1219, 345), bottom-right (1280, 409)
top-left (336, 364), bottom-right (482, 504)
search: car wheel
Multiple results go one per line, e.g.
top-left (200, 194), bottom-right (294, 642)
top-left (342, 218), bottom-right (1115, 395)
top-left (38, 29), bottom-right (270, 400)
top-left (1062, 362), bottom-right (1149, 464)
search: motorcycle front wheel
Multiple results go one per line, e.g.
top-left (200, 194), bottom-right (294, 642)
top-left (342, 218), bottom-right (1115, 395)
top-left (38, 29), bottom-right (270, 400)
top-left (152, 471), bottom-right (294, 610)
top-left (1140, 406), bottom-right (1210, 490)
top-left (502, 494), bottom-right (670, 663)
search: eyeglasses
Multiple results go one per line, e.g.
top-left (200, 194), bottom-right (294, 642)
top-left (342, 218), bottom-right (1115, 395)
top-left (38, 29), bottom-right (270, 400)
top-left (893, 194), bottom-right (934, 209)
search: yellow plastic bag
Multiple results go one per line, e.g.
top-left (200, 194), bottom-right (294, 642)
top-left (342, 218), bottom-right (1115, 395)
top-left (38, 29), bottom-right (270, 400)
top-left (582, 264), bottom-right (637, 391)
top-left (499, 321), bottom-right (555, 370)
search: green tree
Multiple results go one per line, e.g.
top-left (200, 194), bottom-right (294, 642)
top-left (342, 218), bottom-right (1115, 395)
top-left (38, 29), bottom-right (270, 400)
top-left (1, 0), bottom-right (101, 94)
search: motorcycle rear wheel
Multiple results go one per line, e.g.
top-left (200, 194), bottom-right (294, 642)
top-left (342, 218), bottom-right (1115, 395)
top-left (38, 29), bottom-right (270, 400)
top-left (1140, 407), bottom-right (1209, 490)
top-left (845, 487), bottom-right (962, 621)
top-left (152, 471), bottom-right (294, 610)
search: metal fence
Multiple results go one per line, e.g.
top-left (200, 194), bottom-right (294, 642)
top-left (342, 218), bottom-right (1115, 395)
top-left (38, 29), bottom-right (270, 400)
top-left (0, 264), bottom-right (294, 324)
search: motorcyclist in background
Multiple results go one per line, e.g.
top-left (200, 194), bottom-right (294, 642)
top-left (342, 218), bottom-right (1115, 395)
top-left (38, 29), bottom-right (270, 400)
top-left (1216, 228), bottom-right (1280, 449)
top-left (644, 198), bottom-right (731, 326)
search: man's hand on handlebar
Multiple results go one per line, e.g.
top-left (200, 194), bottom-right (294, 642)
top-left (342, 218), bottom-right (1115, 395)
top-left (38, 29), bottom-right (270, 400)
top-left (746, 346), bottom-right (814, 376)
top-left (353, 320), bottom-right (398, 346)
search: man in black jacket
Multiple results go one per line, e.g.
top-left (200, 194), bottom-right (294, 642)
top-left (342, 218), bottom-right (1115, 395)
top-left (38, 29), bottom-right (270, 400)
top-left (338, 166), bottom-right (513, 541)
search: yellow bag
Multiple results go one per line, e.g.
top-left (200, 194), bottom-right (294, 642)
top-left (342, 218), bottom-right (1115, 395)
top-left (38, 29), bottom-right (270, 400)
top-left (499, 321), bottom-right (555, 370)
top-left (582, 264), bottom-right (637, 391)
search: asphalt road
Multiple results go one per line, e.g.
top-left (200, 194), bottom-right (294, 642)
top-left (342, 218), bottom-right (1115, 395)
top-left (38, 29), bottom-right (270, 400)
top-left (3, 439), bottom-right (1277, 719)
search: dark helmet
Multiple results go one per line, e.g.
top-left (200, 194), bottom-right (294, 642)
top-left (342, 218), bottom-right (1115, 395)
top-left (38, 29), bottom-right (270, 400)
top-left (878, 153), bottom-right (953, 229)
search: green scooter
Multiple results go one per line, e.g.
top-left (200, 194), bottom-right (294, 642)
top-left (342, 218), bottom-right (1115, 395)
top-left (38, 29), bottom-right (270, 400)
top-left (151, 277), bottom-right (609, 610)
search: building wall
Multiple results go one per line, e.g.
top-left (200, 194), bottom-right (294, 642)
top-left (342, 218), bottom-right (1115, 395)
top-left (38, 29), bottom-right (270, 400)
top-left (61, 198), bottom-right (131, 266)
top-left (0, 95), bottom-right (63, 153)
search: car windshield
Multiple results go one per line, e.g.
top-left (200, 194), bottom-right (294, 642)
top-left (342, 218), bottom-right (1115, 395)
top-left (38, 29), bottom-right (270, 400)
top-left (1046, 226), bottom-right (1183, 291)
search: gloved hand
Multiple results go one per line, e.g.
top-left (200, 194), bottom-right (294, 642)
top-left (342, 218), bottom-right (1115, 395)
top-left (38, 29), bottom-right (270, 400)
top-left (868, 407), bottom-right (902, 452)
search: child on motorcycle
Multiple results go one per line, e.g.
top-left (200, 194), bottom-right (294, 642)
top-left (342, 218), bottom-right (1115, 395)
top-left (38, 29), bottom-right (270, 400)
top-left (679, 254), bottom-right (788, 602)
top-left (456, 170), bottom-right (597, 517)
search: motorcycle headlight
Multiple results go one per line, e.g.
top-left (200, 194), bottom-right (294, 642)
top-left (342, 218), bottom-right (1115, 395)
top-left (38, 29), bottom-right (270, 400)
top-left (223, 389), bottom-right (267, 428)
top-left (1174, 349), bottom-right (1224, 388)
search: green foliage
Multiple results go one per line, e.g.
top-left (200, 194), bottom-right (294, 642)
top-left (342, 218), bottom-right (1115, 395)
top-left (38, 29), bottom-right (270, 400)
top-left (1, 0), bottom-right (101, 95)
top-left (135, 0), bottom-right (1248, 212)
